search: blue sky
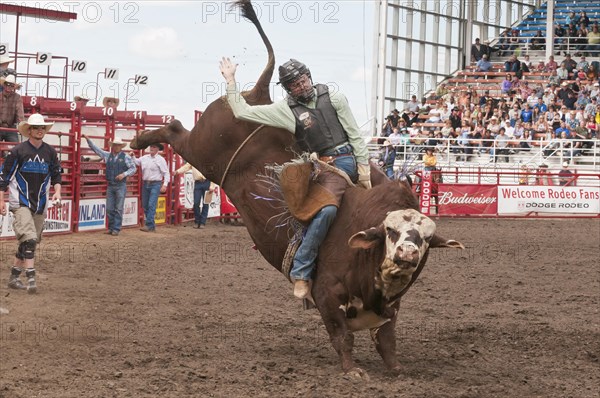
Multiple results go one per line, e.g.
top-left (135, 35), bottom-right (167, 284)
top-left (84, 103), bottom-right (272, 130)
top-left (1, 1), bottom-right (375, 129)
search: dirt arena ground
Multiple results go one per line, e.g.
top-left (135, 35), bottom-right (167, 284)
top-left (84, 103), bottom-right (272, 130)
top-left (0, 218), bottom-right (598, 398)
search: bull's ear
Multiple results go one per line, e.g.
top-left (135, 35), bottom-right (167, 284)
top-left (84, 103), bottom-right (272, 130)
top-left (348, 227), bottom-right (383, 250)
top-left (429, 234), bottom-right (465, 249)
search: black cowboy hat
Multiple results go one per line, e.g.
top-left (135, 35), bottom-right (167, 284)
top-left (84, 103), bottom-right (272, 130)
top-left (150, 143), bottom-right (165, 151)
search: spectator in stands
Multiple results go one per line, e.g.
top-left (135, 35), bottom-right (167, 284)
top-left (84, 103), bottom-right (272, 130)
top-left (131, 143), bottom-right (170, 232)
top-left (578, 11), bottom-right (590, 29)
top-left (176, 163), bottom-right (213, 229)
top-left (482, 40), bottom-right (495, 61)
top-left (519, 130), bottom-right (533, 150)
top-left (422, 147), bottom-right (437, 171)
top-left (586, 63), bottom-right (598, 80)
top-left (497, 29), bottom-right (511, 57)
top-left (449, 107), bottom-right (462, 130)
top-left (403, 110), bottom-right (419, 127)
top-left (406, 95), bottom-right (420, 113)
top-left (585, 97), bottom-right (598, 119)
top-left (377, 140), bottom-right (396, 178)
top-left (381, 117), bottom-right (393, 137)
top-left (501, 74), bottom-right (513, 95)
top-left (521, 103), bottom-right (534, 123)
top-left (530, 30), bottom-right (546, 51)
top-left (440, 119), bottom-right (454, 138)
top-left (435, 83), bottom-right (449, 99)
top-left (509, 29), bottom-right (521, 55)
top-left (471, 38), bottom-right (485, 62)
top-left (536, 60), bottom-right (546, 72)
top-left (504, 55), bottom-right (521, 74)
top-left (0, 113), bottom-right (62, 294)
top-left (0, 74), bottom-right (24, 150)
top-left (492, 127), bottom-right (510, 162)
top-left (387, 127), bottom-right (404, 147)
top-left (480, 129), bottom-right (494, 154)
top-left (587, 25), bottom-right (600, 56)
top-left (82, 134), bottom-right (136, 236)
top-left (565, 11), bottom-right (577, 28)
top-left (520, 81), bottom-right (534, 100)
top-left (534, 97), bottom-right (548, 114)
top-left (561, 54), bottom-right (577, 78)
top-left (566, 23), bottom-right (579, 54)
top-left (558, 162), bottom-right (575, 186)
top-left (554, 23), bottom-right (566, 55)
top-left (556, 64), bottom-right (569, 82)
top-left (576, 23), bottom-right (590, 56)
top-left (389, 108), bottom-right (401, 127)
top-left (419, 97), bottom-right (431, 115)
top-left (475, 54), bottom-right (492, 76)
top-left (545, 55), bottom-right (558, 73)
top-left (577, 56), bottom-right (590, 73)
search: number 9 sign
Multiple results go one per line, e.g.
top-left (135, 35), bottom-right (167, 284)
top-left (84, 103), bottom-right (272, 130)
top-left (37, 52), bottom-right (52, 66)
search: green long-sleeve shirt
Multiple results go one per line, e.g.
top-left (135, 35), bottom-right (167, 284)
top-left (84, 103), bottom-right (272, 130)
top-left (225, 81), bottom-right (369, 164)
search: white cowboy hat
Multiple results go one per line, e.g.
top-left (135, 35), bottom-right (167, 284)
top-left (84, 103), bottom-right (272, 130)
top-left (109, 138), bottom-right (127, 147)
top-left (102, 97), bottom-right (120, 107)
top-left (0, 55), bottom-right (15, 65)
top-left (17, 113), bottom-right (54, 137)
top-left (0, 74), bottom-right (16, 85)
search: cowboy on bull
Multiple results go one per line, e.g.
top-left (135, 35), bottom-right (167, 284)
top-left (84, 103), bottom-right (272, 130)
top-left (220, 57), bottom-right (372, 299)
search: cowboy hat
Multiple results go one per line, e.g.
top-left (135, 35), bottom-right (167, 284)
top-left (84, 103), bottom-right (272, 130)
top-left (17, 113), bottom-right (54, 137)
top-left (102, 97), bottom-right (120, 107)
top-left (150, 142), bottom-right (164, 151)
top-left (74, 95), bottom-right (90, 102)
top-left (0, 55), bottom-right (15, 65)
top-left (109, 138), bottom-right (127, 147)
top-left (1, 74), bottom-right (16, 85)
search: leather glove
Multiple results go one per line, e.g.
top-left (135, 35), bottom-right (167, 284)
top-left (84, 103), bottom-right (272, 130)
top-left (357, 163), bottom-right (372, 189)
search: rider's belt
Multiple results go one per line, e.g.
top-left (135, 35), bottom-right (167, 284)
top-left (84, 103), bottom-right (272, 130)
top-left (319, 153), bottom-right (353, 164)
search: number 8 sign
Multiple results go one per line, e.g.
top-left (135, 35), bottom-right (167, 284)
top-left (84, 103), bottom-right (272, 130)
top-left (37, 52), bottom-right (52, 65)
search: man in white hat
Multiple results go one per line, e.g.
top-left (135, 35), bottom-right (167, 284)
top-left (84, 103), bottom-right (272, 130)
top-left (82, 133), bottom-right (136, 236)
top-left (0, 74), bottom-right (24, 147)
top-left (0, 113), bottom-right (62, 293)
top-left (558, 162), bottom-right (574, 186)
top-left (0, 55), bottom-right (16, 93)
top-left (131, 143), bottom-right (170, 232)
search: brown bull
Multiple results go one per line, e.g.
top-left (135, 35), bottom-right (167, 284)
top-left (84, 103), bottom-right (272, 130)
top-left (131, 0), bottom-right (463, 378)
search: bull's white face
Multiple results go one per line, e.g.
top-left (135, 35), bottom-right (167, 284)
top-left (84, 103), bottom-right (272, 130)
top-left (379, 209), bottom-right (435, 297)
top-left (349, 209), bottom-right (436, 299)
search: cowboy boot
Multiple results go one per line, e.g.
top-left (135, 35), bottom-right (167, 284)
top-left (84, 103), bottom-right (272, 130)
top-left (8, 267), bottom-right (26, 290)
top-left (25, 269), bottom-right (37, 294)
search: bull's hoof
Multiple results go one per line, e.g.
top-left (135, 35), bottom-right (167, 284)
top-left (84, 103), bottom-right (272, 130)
top-left (343, 367), bottom-right (370, 382)
top-left (388, 364), bottom-right (403, 376)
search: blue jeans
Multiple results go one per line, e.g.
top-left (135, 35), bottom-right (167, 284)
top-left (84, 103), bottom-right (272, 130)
top-left (142, 181), bottom-right (162, 230)
top-left (320, 144), bottom-right (358, 183)
top-left (106, 182), bottom-right (127, 232)
top-left (194, 180), bottom-right (211, 226)
top-left (290, 205), bottom-right (337, 281)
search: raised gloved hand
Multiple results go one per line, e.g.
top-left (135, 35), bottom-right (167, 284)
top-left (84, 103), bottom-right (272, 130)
top-left (357, 163), bottom-right (372, 189)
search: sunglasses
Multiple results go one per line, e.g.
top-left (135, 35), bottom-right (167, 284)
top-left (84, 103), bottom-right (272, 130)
top-left (30, 126), bottom-right (46, 130)
top-left (4, 83), bottom-right (15, 88)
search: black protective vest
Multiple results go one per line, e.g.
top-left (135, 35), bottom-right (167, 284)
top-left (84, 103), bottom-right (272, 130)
top-left (288, 84), bottom-right (349, 153)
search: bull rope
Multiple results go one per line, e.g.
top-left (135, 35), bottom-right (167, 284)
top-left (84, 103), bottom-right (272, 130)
top-left (219, 124), bottom-right (266, 188)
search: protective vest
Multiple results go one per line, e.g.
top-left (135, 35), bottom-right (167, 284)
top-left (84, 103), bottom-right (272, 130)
top-left (288, 84), bottom-right (349, 153)
top-left (106, 152), bottom-right (129, 183)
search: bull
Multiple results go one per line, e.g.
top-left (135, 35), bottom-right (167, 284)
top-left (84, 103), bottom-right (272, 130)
top-left (131, 0), bottom-right (464, 378)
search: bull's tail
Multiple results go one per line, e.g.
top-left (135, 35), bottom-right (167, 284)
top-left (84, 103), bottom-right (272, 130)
top-left (231, 0), bottom-right (275, 103)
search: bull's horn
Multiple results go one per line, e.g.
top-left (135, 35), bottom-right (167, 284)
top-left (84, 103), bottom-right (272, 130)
top-left (429, 234), bottom-right (465, 249)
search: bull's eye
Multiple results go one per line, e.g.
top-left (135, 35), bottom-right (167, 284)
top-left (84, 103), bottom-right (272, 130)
top-left (386, 227), bottom-right (400, 243)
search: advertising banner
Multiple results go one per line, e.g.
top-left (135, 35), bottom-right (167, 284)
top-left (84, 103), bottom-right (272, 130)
top-left (122, 197), bottom-right (139, 226)
top-left (78, 198), bottom-right (106, 231)
top-left (438, 184), bottom-right (498, 215)
top-left (219, 187), bottom-right (237, 217)
top-left (44, 199), bottom-right (73, 233)
top-left (419, 171), bottom-right (432, 215)
top-left (498, 186), bottom-right (600, 214)
top-left (1, 200), bottom-right (73, 237)
top-left (155, 197), bottom-right (166, 224)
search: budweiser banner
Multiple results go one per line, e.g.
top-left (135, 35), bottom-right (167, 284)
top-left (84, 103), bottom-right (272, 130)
top-left (498, 186), bottom-right (600, 214)
top-left (438, 184), bottom-right (498, 215)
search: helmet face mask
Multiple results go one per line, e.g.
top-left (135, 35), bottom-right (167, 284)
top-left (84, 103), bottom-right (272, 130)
top-left (279, 59), bottom-right (315, 102)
